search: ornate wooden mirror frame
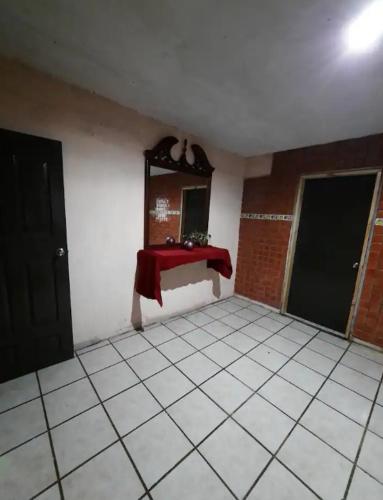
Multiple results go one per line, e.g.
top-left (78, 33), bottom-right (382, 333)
top-left (144, 136), bottom-right (215, 247)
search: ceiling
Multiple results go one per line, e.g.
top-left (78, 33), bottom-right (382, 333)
top-left (0, 0), bottom-right (382, 156)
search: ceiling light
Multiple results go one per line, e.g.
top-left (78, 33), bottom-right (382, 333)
top-left (345, 1), bottom-right (383, 53)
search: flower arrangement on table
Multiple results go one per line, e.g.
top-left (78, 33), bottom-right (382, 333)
top-left (187, 231), bottom-right (211, 247)
top-left (182, 231), bottom-right (211, 250)
top-left (165, 232), bottom-right (211, 250)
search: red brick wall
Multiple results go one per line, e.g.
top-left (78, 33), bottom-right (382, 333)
top-left (235, 133), bottom-right (383, 347)
top-left (148, 172), bottom-right (208, 245)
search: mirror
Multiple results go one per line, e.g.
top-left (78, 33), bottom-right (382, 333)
top-left (148, 167), bottom-right (209, 245)
top-left (144, 137), bottom-right (214, 247)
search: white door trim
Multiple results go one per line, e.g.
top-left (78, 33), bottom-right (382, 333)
top-left (280, 168), bottom-right (382, 339)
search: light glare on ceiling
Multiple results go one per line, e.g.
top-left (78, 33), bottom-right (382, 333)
top-left (345, 1), bottom-right (383, 53)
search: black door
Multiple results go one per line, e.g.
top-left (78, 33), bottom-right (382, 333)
top-left (0, 128), bottom-right (73, 382)
top-left (181, 188), bottom-right (208, 236)
top-left (287, 174), bottom-right (376, 333)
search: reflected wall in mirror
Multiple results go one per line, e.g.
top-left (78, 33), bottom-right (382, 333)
top-left (148, 168), bottom-right (209, 245)
top-left (144, 137), bottom-right (214, 247)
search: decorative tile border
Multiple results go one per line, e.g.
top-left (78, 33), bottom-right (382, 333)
top-left (241, 213), bottom-right (294, 221)
top-left (241, 214), bottom-right (383, 225)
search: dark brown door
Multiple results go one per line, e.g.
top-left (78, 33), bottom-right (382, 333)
top-left (0, 128), bottom-right (73, 382)
top-left (287, 174), bottom-right (376, 333)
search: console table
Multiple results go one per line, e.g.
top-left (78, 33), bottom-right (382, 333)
top-left (135, 245), bottom-right (232, 305)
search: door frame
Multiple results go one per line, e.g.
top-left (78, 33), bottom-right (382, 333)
top-left (0, 128), bottom-right (74, 380)
top-left (281, 168), bottom-right (382, 339)
top-left (179, 185), bottom-right (208, 240)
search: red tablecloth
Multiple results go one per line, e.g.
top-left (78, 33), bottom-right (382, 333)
top-left (135, 245), bottom-right (232, 306)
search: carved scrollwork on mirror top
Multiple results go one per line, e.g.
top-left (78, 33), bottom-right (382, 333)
top-left (144, 136), bottom-right (214, 178)
top-left (144, 136), bottom-right (214, 247)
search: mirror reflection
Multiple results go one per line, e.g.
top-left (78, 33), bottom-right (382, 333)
top-left (148, 166), bottom-right (210, 245)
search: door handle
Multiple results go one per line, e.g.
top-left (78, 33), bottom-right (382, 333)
top-left (56, 248), bottom-right (65, 257)
top-left (352, 262), bottom-right (359, 269)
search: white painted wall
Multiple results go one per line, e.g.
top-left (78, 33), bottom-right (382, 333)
top-left (140, 166), bottom-right (244, 325)
top-left (245, 154), bottom-right (273, 178)
top-left (0, 57), bottom-right (245, 345)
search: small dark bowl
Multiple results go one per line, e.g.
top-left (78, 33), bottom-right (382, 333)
top-left (165, 236), bottom-right (176, 246)
top-left (183, 240), bottom-right (194, 251)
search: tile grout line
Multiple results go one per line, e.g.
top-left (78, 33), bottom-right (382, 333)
top-left (0, 340), bottom-right (151, 418)
top-left (75, 308), bottom-right (234, 375)
top-left (8, 306), bottom-right (383, 498)
top-left (75, 319), bottom-right (347, 370)
top-left (74, 351), bottom-right (154, 500)
top-left (77, 324), bottom-right (376, 412)
top-left (133, 313), bottom-right (361, 500)
top-left (0, 298), bottom-right (376, 499)
top-left (255, 383), bottom-right (370, 446)
top-left (174, 315), bottom-right (376, 424)
top-left (278, 367), bottom-right (377, 405)
top-left (244, 334), bottom-right (382, 401)
top-left (120, 310), bottom-right (302, 492)
top-left (58, 438), bottom-right (119, 480)
top-left (248, 367), bottom-right (380, 445)
top-left (185, 339), bottom-right (325, 499)
top-left (74, 299), bottom-right (255, 356)
top-left (30, 481), bottom-right (60, 500)
top-left (0, 428), bottom-right (49, 459)
top-left (243, 340), bottom-right (356, 499)
top-left (107, 340), bottom-right (239, 499)
top-left (35, 371), bottom-right (65, 500)
top-left (0, 305), bottom-right (372, 471)
top-left (290, 352), bottom-right (379, 386)
top-left (32, 307), bottom-right (358, 499)
top-left (0, 394), bottom-right (41, 417)
top-left (8, 323), bottom-right (373, 473)
top-left (0, 310), bottom-right (269, 460)
top-left (73, 300), bottom-right (361, 387)
top-left (78, 303), bottom-right (265, 378)
top-left (343, 372), bottom-right (383, 498)
top-left (76, 299), bottom-right (380, 371)
top-left (344, 347), bottom-right (383, 366)
top-left (3, 298), bottom-right (382, 498)
top-left (20, 356), bottom-right (382, 496)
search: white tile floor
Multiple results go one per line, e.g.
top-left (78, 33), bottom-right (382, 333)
top-left (1, 296), bottom-right (383, 500)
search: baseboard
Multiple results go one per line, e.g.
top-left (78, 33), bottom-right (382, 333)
top-left (233, 293), bottom-right (279, 313)
top-left (352, 337), bottom-right (383, 353)
top-left (234, 294), bottom-right (383, 352)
